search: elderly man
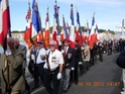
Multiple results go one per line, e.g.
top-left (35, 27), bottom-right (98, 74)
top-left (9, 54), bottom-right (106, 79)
top-left (14, 38), bottom-right (30, 93)
top-left (62, 39), bottom-right (75, 93)
top-left (43, 40), bottom-right (64, 94)
top-left (0, 37), bottom-right (25, 94)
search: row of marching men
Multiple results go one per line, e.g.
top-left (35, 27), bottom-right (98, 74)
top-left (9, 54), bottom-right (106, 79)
top-left (27, 38), bottom-right (93, 94)
top-left (0, 37), bottom-right (103, 94)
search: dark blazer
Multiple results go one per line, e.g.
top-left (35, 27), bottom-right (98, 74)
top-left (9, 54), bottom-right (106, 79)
top-left (75, 44), bottom-right (82, 62)
top-left (116, 50), bottom-right (125, 68)
top-left (64, 47), bottom-right (75, 69)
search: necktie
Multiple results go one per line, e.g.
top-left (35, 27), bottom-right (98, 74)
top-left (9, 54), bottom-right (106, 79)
top-left (64, 48), bottom-right (67, 56)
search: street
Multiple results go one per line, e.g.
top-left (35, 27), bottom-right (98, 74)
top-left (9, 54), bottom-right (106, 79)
top-left (26, 53), bottom-right (123, 94)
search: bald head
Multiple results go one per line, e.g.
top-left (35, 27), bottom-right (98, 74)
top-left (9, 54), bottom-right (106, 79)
top-left (7, 37), bottom-right (15, 50)
top-left (14, 38), bottom-right (20, 47)
top-left (50, 40), bottom-right (56, 46)
top-left (49, 40), bottom-right (56, 51)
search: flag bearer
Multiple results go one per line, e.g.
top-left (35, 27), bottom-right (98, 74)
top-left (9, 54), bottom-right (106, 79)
top-left (43, 40), bottom-right (64, 94)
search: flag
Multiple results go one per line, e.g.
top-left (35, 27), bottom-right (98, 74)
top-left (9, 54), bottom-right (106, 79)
top-left (52, 17), bottom-right (58, 49)
top-left (0, 0), bottom-right (11, 50)
top-left (75, 10), bottom-right (83, 46)
top-left (66, 22), bottom-right (70, 35)
top-left (69, 4), bottom-right (75, 48)
top-left (32, 0), bottom-right (41, 40)
top-left (44, 8), bottom-right (50, 49)
top-left (89, 13), bottom-right (97, 49)
top-left (24, 2), bottom-right (32, 48)
top-left (60, 16), bottom-right (68, 42)
top-left (52, 2), bottom-right (60, 48)
top-left (0, 0), bottom-right (11, 49)
top-left (54, 4), bottom-right (60, 35)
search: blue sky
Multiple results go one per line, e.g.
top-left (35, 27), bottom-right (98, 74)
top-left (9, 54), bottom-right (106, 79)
top-left (10, 0), bottom-right (125, 31)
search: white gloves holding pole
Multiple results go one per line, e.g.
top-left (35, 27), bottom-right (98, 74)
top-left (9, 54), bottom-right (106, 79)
top-left (57, 72), bottom-right (62, 80)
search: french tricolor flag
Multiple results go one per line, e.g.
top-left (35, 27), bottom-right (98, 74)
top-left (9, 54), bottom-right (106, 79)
top-left (0, 0), bottom-right (11, 48)
top-left (75, 10), bottom-right (83, 46)
top-left (69, 4), bottom-right (75, 49)
top-left (32, 0), bottom-right (41, 42)
top-left (89, 13), bottom-right (97, 49)
top-left (60, 16), bottom-right (69, 42)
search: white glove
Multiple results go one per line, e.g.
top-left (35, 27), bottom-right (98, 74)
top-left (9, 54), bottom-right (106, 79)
top-left (57, 73), bottom-right (62, 80)
top-left (5, 50), bottom-right (11, 56)
top-left (79, 62), bottom-right (82, 65)
top-left (61, 50), bottom-right (64, 54)
top-left (31, 54), bottom-right (35, 60)
top-left (71, 67), bottom-right (75, 71)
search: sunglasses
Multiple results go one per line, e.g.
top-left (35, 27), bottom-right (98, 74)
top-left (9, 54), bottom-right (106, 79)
top-left (49, 44), bottom-right (55, 47)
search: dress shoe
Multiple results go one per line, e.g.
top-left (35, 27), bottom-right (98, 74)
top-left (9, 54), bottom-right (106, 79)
top-left (121, 91), bottom-right (125, 94)
top-left (63, 89), bottom-right (68, 93)
top-left (32, 85), bottom-right (39, 90)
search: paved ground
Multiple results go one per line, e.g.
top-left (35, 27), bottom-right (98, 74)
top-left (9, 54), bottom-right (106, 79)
top-left (26, 53), bottom-right (123, 94)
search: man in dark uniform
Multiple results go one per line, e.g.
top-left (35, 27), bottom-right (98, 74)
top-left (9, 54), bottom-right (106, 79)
top-left (98, 42), bottom-right (103, 62)
top-left (108, 39), bottom-right (113, 55)
top-left (74, 41), bottom-right (83, 84)
top-left (62, 39), bottom-right (75, 93)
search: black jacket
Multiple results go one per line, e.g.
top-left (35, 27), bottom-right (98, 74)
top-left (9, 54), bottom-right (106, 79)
top-left (64, 47), bottom-right (75, 69)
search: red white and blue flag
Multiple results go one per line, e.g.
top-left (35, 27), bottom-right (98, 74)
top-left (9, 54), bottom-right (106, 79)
top-left (32, 0), bottom-right (41, 40)
top-left (76, 10), bottom-right (83, 46)
top-left (0, 0), bottom-right (11, 48)
top-left (61, 16), bottom-right (69, 42)
top-left (52, 2), bottom-right (60, 48)
top-left (44, 8), bottom-right (50, 48)
top-left (69, 4), bottom-right (75, 48)
top-left (89, 13), bottom-right (97, 49)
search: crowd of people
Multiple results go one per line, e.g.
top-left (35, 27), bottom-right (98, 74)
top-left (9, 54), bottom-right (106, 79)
top-left (0, 37), bottom-right (124, 94)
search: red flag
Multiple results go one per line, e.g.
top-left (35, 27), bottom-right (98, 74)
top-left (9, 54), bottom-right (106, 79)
top-left (44, 9), bottom-right (50, 49)
top-left (52, 17), bottom-right (58, 49)
top-left (24, 3), bottom-right (32, 48)
top-left (0, 0), bottom-right (11, 47)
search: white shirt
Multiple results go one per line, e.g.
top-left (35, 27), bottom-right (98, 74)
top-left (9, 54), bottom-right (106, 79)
top-left (64, 46), bottom-right (69, 54)
top-left (36, 48), bottom-right (47, 64)
top-left (44, 49), bottom-right (64, 71)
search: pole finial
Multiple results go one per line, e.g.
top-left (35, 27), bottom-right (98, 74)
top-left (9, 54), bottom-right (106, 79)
top-left (55, 0), bottom-right (57, 5)
top-left (71, 3), bottom-right (73, 7)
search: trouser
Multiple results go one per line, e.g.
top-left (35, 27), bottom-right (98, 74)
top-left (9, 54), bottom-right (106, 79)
top-left (43, 68), bottom-right (60, 94)
top-left (74, 62), bottom-right (78, 84)
top-left (84, 61), bottom-right (90, 72)
top-left (63, 68), bottom-right (71, 90)
top-left (108, 47), bottom-right (112, 55)
top-left (79, 63), bottom-right (84, 75)
top-left (99, 52), bottom-right (103, 62)
top-left (28, 61), bottom-right (34, 76)
top-left (23, 69), bottom-right (30, 91)
top-left (34, 63), bottom-right (45, 87)
top-left (123, 69), bottom-right (125, 90)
